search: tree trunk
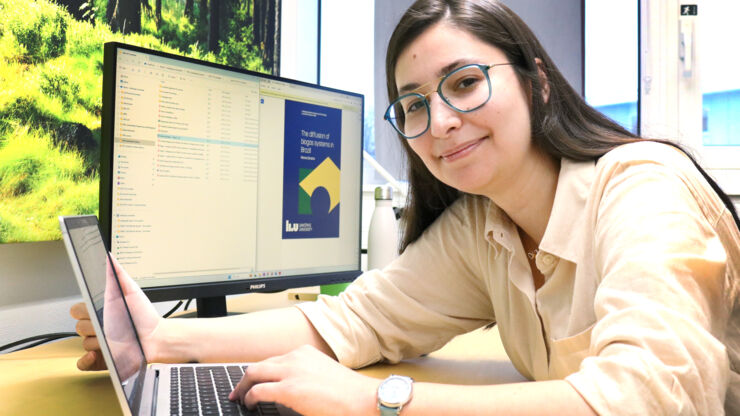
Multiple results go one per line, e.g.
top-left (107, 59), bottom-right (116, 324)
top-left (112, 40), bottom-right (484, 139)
top-left (185, 0), bottom-right (194, 22)
top-left (254, 0), bottom-right (264, 51)
top-left (156, 0), bottom-right (162, 25)
top-left (220, 0), bottom-right (236, 41)
top-left (198, 0), bottom-right (208, 35)
top-left (264, 0), bottom-right (275, 73)
top-left (208, 0), bottom-right (221, 52)
top-left (272, 0), bottom-right (280, 75)
top-left (107, 0), bottom-right (141, 34)
top-left (262, 0), bottom-right (270, 66)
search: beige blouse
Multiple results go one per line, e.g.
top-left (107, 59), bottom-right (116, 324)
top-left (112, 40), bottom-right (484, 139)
top-left (297, 141), bottom-right (740, 415)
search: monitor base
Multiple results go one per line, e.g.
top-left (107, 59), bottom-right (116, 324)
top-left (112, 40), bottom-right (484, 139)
top-left (196, 296), bottom-right (227, 318)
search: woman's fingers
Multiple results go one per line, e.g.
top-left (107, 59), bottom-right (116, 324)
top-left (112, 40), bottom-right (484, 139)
top-left (69, 302), bottom-right (89, 320)
top-left (76, 350), bottom-right (107, 371)
top-left (229, 361), bottom-right (286, 405)
top-left (242, 381), bottom-right (282, 409)
top-left (230, 346), bottom-right (377, 415)
top-left (81, 335), bottom-right (100, 352)
top-left (75, 318), bottom-right (96, 338)
top-left (71, 302), bottom-right (106, 371)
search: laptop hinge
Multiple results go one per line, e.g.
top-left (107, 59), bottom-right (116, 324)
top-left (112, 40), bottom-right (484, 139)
top-left (138, 367), bottom-right (158, 416)
top-left (150, 369), bottom-right (159, 416)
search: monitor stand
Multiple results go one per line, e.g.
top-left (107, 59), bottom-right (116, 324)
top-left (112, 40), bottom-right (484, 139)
top-left (196, 296), bottom-right (227, 318)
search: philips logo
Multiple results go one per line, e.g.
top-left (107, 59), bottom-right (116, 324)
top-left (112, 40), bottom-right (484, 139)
top-left (249, 283), bottom-right (266, 290)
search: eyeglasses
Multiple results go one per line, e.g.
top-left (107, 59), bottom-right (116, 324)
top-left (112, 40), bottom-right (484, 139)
top-left (384, 63), bottom-right (513, 139)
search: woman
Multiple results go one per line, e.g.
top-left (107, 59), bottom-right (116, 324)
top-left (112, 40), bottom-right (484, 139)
top-left (72, 1), bottom-right (740, 414)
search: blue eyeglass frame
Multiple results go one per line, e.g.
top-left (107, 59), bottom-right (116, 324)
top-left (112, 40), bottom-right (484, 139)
top-left (384, 62), bottom-right (513, 139)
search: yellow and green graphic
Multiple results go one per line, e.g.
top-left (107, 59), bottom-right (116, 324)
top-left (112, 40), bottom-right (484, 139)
top-left (298, 157), bottom-right (341, 215)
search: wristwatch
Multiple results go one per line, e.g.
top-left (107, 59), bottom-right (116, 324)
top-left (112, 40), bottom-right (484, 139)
top-left (377, 374), bottom-right (414, 415)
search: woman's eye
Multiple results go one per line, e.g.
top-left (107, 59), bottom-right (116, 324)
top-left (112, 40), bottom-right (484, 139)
top-left (405, 100), bottom-right (425, 114)
top-left (454, 76), bottom-right (481, 90)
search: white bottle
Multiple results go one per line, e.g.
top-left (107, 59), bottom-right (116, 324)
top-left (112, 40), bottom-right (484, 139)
top-left (368, 185), bottom-right (399, 270)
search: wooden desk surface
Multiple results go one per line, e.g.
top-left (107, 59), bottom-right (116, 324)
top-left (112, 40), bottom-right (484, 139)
top-left (0, 293), bottom-right (526, 415)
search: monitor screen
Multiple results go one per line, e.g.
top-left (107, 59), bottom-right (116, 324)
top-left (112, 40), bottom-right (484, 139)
top-left (99, 42), bottom-right (363, 316)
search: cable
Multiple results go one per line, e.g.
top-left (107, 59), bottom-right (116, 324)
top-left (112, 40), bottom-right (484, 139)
top-left (12, 334), bottom-right (78, 351)
top-left (0, 332), bottom-right (78, 354)
top-left (162, 300), bottom-right (184, 318)
top-left (3, 297), bottom-right (200, 355)
top-left (3, 297), bottom-right (192, 355)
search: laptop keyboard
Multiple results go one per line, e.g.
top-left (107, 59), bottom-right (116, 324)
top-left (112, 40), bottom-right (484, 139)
top-left (169, 366), bottom-right (281, 416)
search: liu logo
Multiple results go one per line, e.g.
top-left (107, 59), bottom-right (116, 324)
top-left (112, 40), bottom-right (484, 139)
top-left (285, 220), bottom-right (298, 232)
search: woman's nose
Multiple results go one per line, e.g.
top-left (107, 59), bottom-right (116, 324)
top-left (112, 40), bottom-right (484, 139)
top-left (428, 94), bottom-right (461, 139)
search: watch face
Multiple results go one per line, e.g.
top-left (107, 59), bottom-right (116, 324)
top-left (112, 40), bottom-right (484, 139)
top-left (378, 376), bottom-right (412, 405)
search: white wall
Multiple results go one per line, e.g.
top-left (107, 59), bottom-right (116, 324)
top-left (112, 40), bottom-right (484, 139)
top-left (0, 241), bottom-right (80, 347)
top-left (0, 240), bottom-right (180, 348)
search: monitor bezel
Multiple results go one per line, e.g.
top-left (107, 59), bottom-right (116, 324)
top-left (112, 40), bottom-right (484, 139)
top-left (100, 41), bottom-right (364, 305)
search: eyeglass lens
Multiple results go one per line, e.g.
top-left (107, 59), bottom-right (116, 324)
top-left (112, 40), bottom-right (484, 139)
top-left (388, 65), bottom-right (492, 138)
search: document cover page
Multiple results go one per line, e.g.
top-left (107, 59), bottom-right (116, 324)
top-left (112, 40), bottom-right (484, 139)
top-left (282, 100), bottom-right (342, 239)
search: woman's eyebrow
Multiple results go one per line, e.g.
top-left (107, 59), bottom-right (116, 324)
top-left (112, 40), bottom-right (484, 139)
top-left (437, 59), bottom-right (474, 77)
top-left (398, 82), bottom-right (422, 95)
top-left (397, 58), bottom-right (477, 95)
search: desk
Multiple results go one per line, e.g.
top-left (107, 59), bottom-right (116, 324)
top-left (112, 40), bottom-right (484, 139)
top-left (0, 293), bottom-right (526, 415)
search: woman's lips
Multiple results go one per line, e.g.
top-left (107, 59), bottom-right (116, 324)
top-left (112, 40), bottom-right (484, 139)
top-left (440, 137), bottom-right (486, 162)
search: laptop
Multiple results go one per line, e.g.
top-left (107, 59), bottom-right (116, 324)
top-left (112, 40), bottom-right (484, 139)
top-left (59, 215), bottom-right (302, 416)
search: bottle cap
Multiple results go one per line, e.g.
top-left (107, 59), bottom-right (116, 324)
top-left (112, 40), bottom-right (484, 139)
top-left (374, 185), bottom-right (393, 200)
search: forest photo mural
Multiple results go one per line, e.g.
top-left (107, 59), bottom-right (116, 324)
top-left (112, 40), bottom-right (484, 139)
top-left (0, 0), bottom-right (281, 243)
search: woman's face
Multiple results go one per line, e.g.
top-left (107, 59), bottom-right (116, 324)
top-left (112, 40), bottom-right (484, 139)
top-left (394, 22), bottom-right (539, 198)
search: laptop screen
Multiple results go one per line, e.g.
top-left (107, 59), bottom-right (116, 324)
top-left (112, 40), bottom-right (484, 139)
top-left (62, 216), bottom-right (147, 414)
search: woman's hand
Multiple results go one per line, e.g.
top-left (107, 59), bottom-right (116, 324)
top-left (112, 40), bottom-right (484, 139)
top-left (69, 301), bottom-right (107, 370)
top-left (69, 254), bottom-right (162, 372)
top-left (229, 345), bottom-right (378, 416)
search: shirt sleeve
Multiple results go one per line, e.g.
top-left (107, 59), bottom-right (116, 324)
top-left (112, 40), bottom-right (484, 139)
top-left (297, 196), bottom-right (496, 369)
top-left (565, 159), bottom-right (733, 415)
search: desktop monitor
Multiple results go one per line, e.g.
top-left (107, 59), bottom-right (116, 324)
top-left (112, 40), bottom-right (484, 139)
top-left (99, 42), bottom-right (363, 317)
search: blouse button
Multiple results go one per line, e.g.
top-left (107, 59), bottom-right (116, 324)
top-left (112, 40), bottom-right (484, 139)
top-left (542, 254), bottom-right (555, 266)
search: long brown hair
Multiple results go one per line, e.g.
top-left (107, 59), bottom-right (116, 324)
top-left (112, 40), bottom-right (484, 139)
top-left (387, 0), bottom-right (739, 252)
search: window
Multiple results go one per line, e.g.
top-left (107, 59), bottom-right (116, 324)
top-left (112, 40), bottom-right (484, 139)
top-left (319, 0), bottom-right (377, 185)
top-left (280, 0), bottom-right (319, 83)
top-left (699, 2), bottom-right (740, 147)
top-left (640, 0), bottom-right (740, 194)
top-left (584, 0), bottom-right (639, 134)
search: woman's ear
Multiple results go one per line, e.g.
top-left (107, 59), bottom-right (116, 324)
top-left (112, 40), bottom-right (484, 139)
top-left (535, 58), bottom-right (550, 104)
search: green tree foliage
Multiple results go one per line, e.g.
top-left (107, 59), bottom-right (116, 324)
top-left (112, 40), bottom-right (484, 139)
top-left (0, 127), bottom-right (98, 241)
top-left (141, 0), bottom-right (199, 53)
top-left (39, 62), bottom-right (82, 111)
top-left (218, 1), bottom-right (265, 72)
top-left (139, 0), bottom-right (266, 72)
top-left (0, 0), bottom-right (271, 242)
top-left (0, 0), bottom-right (68, 63)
